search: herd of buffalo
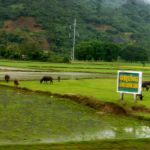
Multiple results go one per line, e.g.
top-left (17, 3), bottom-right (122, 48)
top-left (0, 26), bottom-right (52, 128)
top-left (3, 74), bottom-right (150, 101)
top-left (4, 74), bottom-right (60, 86)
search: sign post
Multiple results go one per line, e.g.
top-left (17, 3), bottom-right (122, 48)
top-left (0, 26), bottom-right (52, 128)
top-left (117, 71), bottom-right (142, 102)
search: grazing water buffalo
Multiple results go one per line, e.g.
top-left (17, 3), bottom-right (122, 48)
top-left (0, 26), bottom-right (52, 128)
top-left (40, 76), bottom-right (53, 84)
top-left (14, 79), bottom-right (19, 87)
top-left (4, 74), bottom-right (10, 82)
top-left (142, 81), bottom-right (150, 91)
top-left (57, 76), bottom-right (61, 82)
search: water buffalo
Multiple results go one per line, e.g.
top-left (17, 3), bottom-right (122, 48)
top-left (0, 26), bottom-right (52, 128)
top-left (14, 79), bottom-right (19, 87)
top-left (142, 81), bottom-right (150, 91)
top-left (136, 94), bottom-right (143, 100)
top-left (40, 76), bottom-right (53, 84)
top-left (4, 74), bottom-right (10, 82)
top-left (57, 76), bottom-right (61, 82)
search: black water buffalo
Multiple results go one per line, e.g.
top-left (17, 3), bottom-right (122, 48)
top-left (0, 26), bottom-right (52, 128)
top-left (142, 81), bottom-right (150, 91)
top-left (14, 79), bottom-right (19, 87)
top-left (40, 76), bottom-right (53, 84)
top-left (4, 74), bottom-right (10, 82)
top-left (136, 94), bottom-right (143, 100)
top-left (57, 76), bottom-right (61, 82)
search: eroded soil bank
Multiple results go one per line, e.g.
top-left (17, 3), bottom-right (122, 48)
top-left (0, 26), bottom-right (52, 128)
top-left (1, 84), bottom-right (150, 118)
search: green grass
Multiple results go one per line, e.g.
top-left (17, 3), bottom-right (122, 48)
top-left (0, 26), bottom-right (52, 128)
top-left (1, 59), bottom-right (150, 75)
top-left (1, 78), bottom-right (150, 115)
top-left (0, 139), bottom-right (150, 150)
top-left (1, 78), bottom-right (150, 105)
top-left (0, 86), bottom-right (100, 143)
top-left (1, 86), bottom-right (150, 143)
top-left (1, 79), bottom-right (121, 102)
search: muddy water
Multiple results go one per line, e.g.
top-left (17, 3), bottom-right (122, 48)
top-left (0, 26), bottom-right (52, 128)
top-left (0, 66), bottom-right (115, 80)
top-left (0, 86), bottom-right (150, 144)
top-left (0, 71), bottom-right (114, 80)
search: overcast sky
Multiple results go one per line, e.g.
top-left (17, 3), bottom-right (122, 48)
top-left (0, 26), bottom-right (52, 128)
top-left (142, 0), bottom-right (150, 3)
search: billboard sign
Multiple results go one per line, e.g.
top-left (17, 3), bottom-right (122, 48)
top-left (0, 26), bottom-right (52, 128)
top-left (117, 71), bottom-right (142, 94)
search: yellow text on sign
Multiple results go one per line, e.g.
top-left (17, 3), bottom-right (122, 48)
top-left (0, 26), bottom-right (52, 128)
top-left (119, 83), bottom-right (138, 89)
top-left (119, 75), bottom-right (139, 82)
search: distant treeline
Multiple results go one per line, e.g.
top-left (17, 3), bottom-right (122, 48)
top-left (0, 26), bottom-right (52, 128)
top-left (0, 30), bottom-right (148, 62)
top-left (76, 41), bottom-right (148, 62)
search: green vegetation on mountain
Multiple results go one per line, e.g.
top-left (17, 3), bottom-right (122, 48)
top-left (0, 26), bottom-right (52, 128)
top-left (0, 0), bottom-right (149, 61)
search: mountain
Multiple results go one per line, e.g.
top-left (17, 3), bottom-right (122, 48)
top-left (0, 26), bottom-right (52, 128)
top-left (0, 0), bottom-right (150, 58)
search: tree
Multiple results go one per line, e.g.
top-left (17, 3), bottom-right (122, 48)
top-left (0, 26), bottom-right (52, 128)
top-left (76, 40), bottom-right (121, 61)
top-left (120, 45), bottom-right (148, 62)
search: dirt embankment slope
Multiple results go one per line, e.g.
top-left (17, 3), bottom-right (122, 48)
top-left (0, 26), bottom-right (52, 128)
top-left (1, 84), bottom-right (150, 118)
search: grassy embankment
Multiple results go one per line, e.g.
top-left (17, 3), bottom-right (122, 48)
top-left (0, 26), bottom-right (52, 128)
top-left (1, 78), bottom-right (150, 119)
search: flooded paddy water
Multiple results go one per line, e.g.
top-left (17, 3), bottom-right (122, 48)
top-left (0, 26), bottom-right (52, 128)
top-left (0, 87), bottom-right (150, 144)
top-left (0, 71), bottom-right (115, 80)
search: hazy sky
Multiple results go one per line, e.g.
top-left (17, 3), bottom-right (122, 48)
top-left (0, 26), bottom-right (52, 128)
top-left (142, 0), bottom-right (150, 3)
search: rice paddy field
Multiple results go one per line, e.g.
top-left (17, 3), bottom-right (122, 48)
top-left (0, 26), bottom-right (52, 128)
top-left (1, 59), bottom-right (150, 75)
top-left (1, 59), bottom-right (150, 149)
top-left (0, 86), bottom-right (150, 149)
top-left (1, 79), bottom-right (150, 110)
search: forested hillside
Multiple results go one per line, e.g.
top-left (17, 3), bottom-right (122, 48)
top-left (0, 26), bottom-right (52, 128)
top-left (0, 0), bottom-right (149, 61)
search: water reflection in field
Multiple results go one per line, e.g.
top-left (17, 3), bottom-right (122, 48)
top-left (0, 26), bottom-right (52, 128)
top-left (0, 86), bottom-right (150, 144)
top-left (0, 71), bottom-right (115, 80)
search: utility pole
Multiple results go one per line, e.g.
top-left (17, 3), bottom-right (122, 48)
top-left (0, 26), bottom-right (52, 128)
top-left (72, 18), bottom-right (76, 61)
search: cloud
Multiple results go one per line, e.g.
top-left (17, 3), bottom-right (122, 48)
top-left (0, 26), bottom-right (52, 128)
top-left (141, 0), bottom-right (150, 3)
